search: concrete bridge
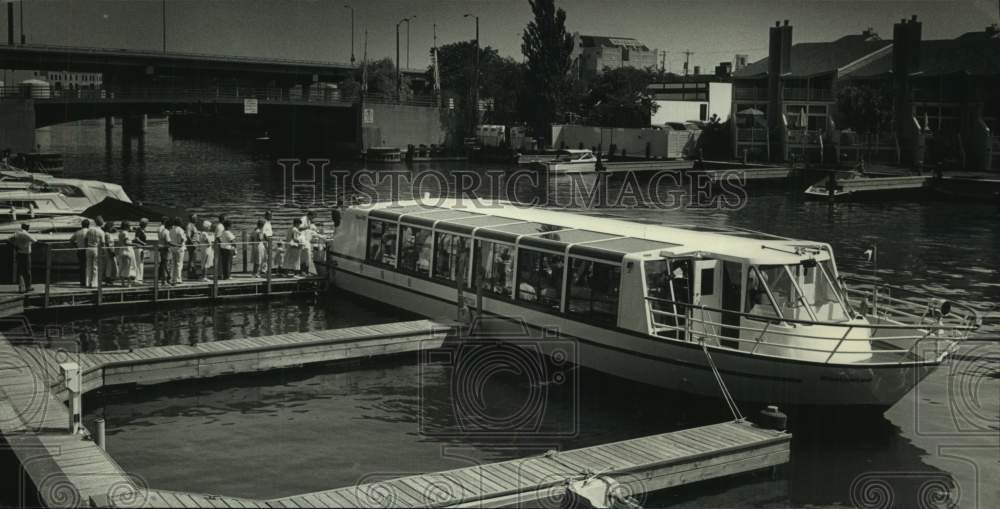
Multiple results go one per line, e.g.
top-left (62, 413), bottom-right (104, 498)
top-left (0, 45), bottom-right (447, 155)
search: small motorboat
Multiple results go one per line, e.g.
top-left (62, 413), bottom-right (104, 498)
top-left (533, 149), bottom-right (599, 174)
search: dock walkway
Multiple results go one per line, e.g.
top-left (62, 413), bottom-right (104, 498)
top-left (2, 321), bottom-right (791, 508)
top-left (0, 273), bottom-right (327, 311)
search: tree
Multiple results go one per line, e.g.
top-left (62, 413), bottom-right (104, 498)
top-left (339, 57), bottom-right (414, 101)
top-left (836, 84), bottom-right (893, 135)
top-left (431, 42), bottom-right (526, 130)
top-left (521, 0), bottom-right (575, 141)
top-left (579, 67), bottom-right (659, 127)
top-left (836, 83), bottom-right (893, 162)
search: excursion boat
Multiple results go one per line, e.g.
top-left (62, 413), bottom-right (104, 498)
top-left (328, 200), bottom-right (980, 411)
top-left (533, 149), bottom-right (599, 174)
top-left (0, 176), bottom-right (131, 222)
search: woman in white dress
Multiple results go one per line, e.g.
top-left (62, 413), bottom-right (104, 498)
top-left (199, 220), bottom-right (215, 282)
top-left (282, 218), bottom-right (303, 275)
top-left (115, 222), bottom-right (137, 287)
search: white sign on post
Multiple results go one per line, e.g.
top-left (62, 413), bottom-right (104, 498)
top-left (363, 108), bottom-right (374, 124)
top-left (244, 98), bottom-right (259, 115)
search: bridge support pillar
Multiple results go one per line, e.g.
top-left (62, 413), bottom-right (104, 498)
top-left (0, 99), bottom-right (36, 154)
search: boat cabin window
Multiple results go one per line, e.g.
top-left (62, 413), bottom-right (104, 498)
top-left (399, 226), bottom-right (432, 275)
top-left (366, 219), bottom-right (398, 267)
top-left (475, 239), bottom-right (515, 299)
top-left (516, 248), bottom-right (564, 311)
top-left (433, 232), bottom-right (471, 285)
top-left (567, 258), bottom-right (621, 325)
top-left (747, 262), bottom-right (851, 322)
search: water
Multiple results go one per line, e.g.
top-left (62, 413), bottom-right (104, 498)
top-left (33, 122), bottom-right (997, 507)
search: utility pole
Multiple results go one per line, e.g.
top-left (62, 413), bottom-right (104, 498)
top-left (344, 5), bottom-right (355, 65)
top-left (682, 50), bottom-right (693, 77)
top-left (19, 0), bottom-right (24, 45)
top-left (464, 14), bottom-right (479, 131)
top-left (362, 27), bottom-right (368, 94)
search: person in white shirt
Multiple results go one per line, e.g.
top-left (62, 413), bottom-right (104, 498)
top-left (282, 218), bottom-right (303, 276)
top-left (199, 220), bottom-right (215, 282)
top-left (218, 221), bottom-right (237, 280)
top-left (157, 216), bottom-right (171, 284)
top-left (261, 211), bottom-right (274, 272)
top-left (168, 217), bottom-right (188, 285)
top-left (69, 219), bottom-right (89, 288)
top-left (84, 220), bottom-right (103, 288)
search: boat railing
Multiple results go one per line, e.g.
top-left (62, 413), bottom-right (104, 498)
top-left (644, 288), bottom-right (979, 366)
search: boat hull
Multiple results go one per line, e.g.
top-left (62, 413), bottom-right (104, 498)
top-left (330, 258), bottom-right (935, 411)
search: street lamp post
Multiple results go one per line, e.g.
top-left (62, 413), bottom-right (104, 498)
top-left (464, 14), bottom-right (480, 131)
top-left (344, 4), bottom-right (355, 65)
top-left (395, 16), bottom-right (413, 101)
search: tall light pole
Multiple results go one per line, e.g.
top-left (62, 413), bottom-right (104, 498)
top-left (161, 0), bottom-right (166, 53)
top-left (464, 14), bottom-right (480, 130)
top-left (405, 16), bottom-right (415, 69)
top-left (395, 17), bottom-right (411, 101)
top-left (343, 4), bottom-right (355, 65)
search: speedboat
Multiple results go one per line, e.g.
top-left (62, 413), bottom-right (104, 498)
top-left (327, 200), bottom-right (980, 412)
top-left (534, 149), bottom-right (599, 174)
top-left (0, 176), bottom-right (131, 222)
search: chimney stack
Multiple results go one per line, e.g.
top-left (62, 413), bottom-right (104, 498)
top-left (767, 20), bottom-right (793, 162)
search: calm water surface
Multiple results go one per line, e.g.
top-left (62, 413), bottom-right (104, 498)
top-left (31, 122), bottom-right (997, 507)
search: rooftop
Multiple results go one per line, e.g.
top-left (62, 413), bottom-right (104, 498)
top-left (735, 33), bottom-right (891, 79)
top-left (575, 34), bottom-right (652, 52)
top-left (736, 26), bottom-right (1000, 80)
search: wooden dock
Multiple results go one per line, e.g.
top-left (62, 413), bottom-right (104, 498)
top-left (1, 320), bottom-right (453, 508)
top-left (2, 321), bottom-right (791, 509)
top-left (0, 273), bottom-right (327, 311)
top-left (92, 420), bottom-right (788, 508)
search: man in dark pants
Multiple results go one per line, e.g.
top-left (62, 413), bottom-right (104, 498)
top-left (9, 223), bottom-right (37, 293)
top-left (157, 216), bottom-right (172, 283)
top-left (69, 219), bottom-right (90, 287)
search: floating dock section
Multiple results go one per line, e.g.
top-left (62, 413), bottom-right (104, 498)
top-left (1, 319), bottom-right (790, 508)
top-left (0, 273), bottom-right (327, 311)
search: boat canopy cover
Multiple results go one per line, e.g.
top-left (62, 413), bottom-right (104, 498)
top-left (361, 200), bottom-right (832, 265)
top-left (82, 198), bottom-right (187, 222)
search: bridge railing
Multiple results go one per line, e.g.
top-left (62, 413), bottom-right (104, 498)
top-left (2, 85), bottom-right (441, 107)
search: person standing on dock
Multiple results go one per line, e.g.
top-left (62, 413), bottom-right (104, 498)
top-left (84, 219), bottom-right (102, 288)
top-left (185, 214), bottom-right (200, 279)
top-left (116, 221), bottom-right (137, 287)
top-left (218, 221), bottom-right (236, 280)
top-left (134, 218), bottom-right (149, 284)
top-left (69, 219), bottom-right (89, 288)
top-left (168, 217), bottom-right (188, 285)
top-left (198, 220), bottom-right (215, 282)
top-left (262, 211), bottom-right (274, 274)
top-left (9, 223), bottom-right (37, 293)
top-left (282, 218), bottom-right (303, 276)
top-left (157, 217), bottom-right (171, 284)
top-left (250, 220), bottom-right (265, 277)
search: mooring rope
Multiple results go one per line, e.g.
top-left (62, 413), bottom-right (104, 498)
top-left (701, 341), bottom-right (744, 421)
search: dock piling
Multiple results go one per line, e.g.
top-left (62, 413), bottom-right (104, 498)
top-left (95, 418), bottom-right (106, 450)
top-left (43, 244), bottom-right (52, 308)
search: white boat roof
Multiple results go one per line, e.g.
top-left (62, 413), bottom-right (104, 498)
top-left (559, 149), bottom-right (594, 154)
top-left (362, 199), bottom-right (832, 265)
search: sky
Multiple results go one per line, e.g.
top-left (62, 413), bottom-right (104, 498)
top-left (1, 0), bottom-right (997, 71)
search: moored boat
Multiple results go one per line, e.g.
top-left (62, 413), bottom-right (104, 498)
top-left (0, 175), bottom-right (131, 222)
top-left (328, 200), bottom-right (980, 411)
top-left (531, 149), bottom-right (599, 174)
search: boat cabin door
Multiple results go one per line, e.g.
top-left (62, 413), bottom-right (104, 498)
top-left (691, 259), bottom-right (722, 342)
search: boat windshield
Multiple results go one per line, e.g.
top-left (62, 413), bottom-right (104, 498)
top-left (747, 261), bottom-right (851, 323)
